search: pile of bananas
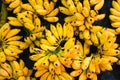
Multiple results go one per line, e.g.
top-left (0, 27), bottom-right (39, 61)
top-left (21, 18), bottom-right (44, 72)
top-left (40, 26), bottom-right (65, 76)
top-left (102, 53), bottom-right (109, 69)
top-left (0, 0), bottom-right (120, 80)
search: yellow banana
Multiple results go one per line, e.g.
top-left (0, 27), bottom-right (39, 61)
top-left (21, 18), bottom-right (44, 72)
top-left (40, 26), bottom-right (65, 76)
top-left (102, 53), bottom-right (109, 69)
top-left (50, 24), bottom-right (59, 39)
top-left (90, 26), bottom-right (103, 32)
top-left (64, 38), bottom-right (75, 50)
top-left (83, 41), bottom-right (90, 56)
top-left (9, 20), bottom-right (23, 27)
top-left (29, 34), bottom-right (36, 41)
top-left (59, 6), bottom-right (72, 15)
top-left (61, 0), bottom-right (68, 8)
top-left (19, 59), bottom-right (25, 70)
top-left (24, 22), bottom-right (35, 31)
top-left (6, 56), bottom-right (17, 61)
top-left (54, 74), bottom-right (60, 80)
top-left (13, 5), bottom-right (22, 14)
top-left (28, 0), bottom-right (36, 7)
top-left (33, 14), bottom-right (41, 27)
top-left (43, 0), bottom-right (50, 12)
top-left (44, 16), bottom-right (59, 22)
top-left (90, 10), bottom-right (97, 18)
top-left (23, 67), bottom-right (29, 76)
top-left (4, 48), bottom-right (18, 56)
top-left (72, 60), bottom-right (82, 70)
top-left (64, 15), bottom-right (77, 22)
top-left (112, 1), bottom-right (120, 12)
top-left (83, 0), bottom-right (90, 10)
top-left (35, 69), bottom-right (48, 78)
top-left (0, 62), bottom-right (13, 77)
top-left (110, 8), bottom-right (120, 17)
top-left (36, 9), bottom-right (48, 16)
top-left (94, 0), bottom-right (104, 11)
top-left (76, 1), bottom-right (83, 13)
top-left (70, 69), bottom-right (82, 77)
top-left (45, 29), bottom-right (57, 45)
top-left (49, 63), bottom-right (55, 74)
top-left (9, 0), bottom-right (21, 9)
top-left (49, 54), bottom-right (58, 62)
top-left (81, 55), bottom-right (92, 70)
top-left (4, 0), bottom-right (14, 4)
top-left (5, 29), bottom-right (20, 39)
top-left (47, 1), bottom-right (55, 13)
top-left (24, 37), bottom-right (32, 45)
top-left (0, 23), bottom-right (11, 39)
top-left (66, 23), bottom-right (74, 39)
top-left (90, 0), bottom-right (101, 5)
top-left (40, 38), bottom-right (51, 46)
top-left (6, 36), bottom-right (22, 42)
top-left (56, 22), bottom-right (63, 39)
top-left (63, 23), bottom-right (69, 38)
top-left (58, 75), bottom-right (66, 80)
top-left (82, 7), bottom-right (89, 17)
top-left (18, 76), bottom-right (26, 80)
top-left (21, 3), bottom-right (35, 12)
top-left (61, 72), bottom-right (73, 80)
top-left (83, 29), bottom-right (90, 40)
top-left (0, 51), bottom-right (6, 63)
top-left (0, 68), bottom-right (10, 77)
top-left (102, 49), bottom-right (120, 56)
top-left (78, 70), bottom-right (87, 80)
top-left (35, 0), bottom-right (43, 5)
top-left (74, 13), bottom-right (85, 21)
top-left (111, 22), bottom-right (120, 28)
top-left (90, 32), bottom-right (99, 45)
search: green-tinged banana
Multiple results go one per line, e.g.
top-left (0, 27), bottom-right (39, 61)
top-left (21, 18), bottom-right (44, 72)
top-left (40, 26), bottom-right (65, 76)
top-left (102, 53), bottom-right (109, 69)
top-left (0, 68), bottom-right (10, 77)
top-left (83, 0), bottom-right (90, 10)
top-left (67, 0), bottom-right (77, 14)
top-left (79, 70), bottom-right (87, 80)
top-left (50, 24), bottom-right (59, 39)
top-left (61, 0), bottom-right (68, 8)
top-left (21, 3), bottom-right (35, 12)
top-left (110, 8), bottom-right (120, 17)
top-left (70, 70), bottom-right (82, 77)
top-left (0, 62), bottom-right (13, 77)
top-left (28, 0), bottom-right (36, 7)
top-left (44, 16), bottom-right (59, 22)
top-left (61, 72), bottom-right (73, 80)
top-left (76, 1), bottom-right (83, 13)
top-left (36, 9), bottom-right (48, 16)
top-left (24, 22), bottom-right (35, 31)
top-left (102, 49), bottom-right (120, 56)
top-left (45, 29), bottom-right (57, 45)
top-left (82, 7), bottom-right (89, 17)
top-left (112, 1), bottom-right (120, 12)
top-left (8, 0), bottom-right (21, 9)
top-left (64, 15), bottom-right (77, 22)
top-left (81, 55), bottom-right (92, 70)
top-left (35, 69), bottom-right (48, 78)
top-left (90, 32), bottom-right (99, 45)
top-left (13, 5), bottom-right (22, 14)
top-left (83, 29), bottom-right (90, 40)
top-left (64, 38), bottom-right (75, 50)
top-left (59, 6), bottom-right (72, 15)
top-left (0, 51), bottom-right (6, 63)
top-left (94, 0), bottom-right (104, 11)
top-left (111, 22), bottom-right (120, 28)
top-left (5, 29), bottom-right (20, 39)
top-left (56, 22), bottom-right (63, 39)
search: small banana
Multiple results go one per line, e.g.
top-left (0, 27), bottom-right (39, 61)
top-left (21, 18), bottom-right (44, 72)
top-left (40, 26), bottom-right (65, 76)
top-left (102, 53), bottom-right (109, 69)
top-left (112, 1), bottom-right (120, 12)
top-left (21, 3), bottom-right (35, 12)
top-left (79, 70), bottom-right (87, 80)
top-left (24, 22), bottom-right (35, 31)
top-left (59, 6), bottom-right (72, 15)
top-left (0, 51), bottom-right (6, 63)
top-left (56, 22), bottom-right (63, 39)
top-left (61, 0), bottom-right (68, 8)
top-left (94, 0), bottom-right (104, 11)
top-left (61, 72), bottom-right (73, 80)
top-left (82, 7), bottom-right (89, 17)
top-left (0, 68), bottom-right (10, 77)
top-left (44, 16), bottom-right (59, 22)
top-left (83, 0), bottom-right (90, 10)
top-left (83, 29), bottom-right (90, 40)
top-left (76, 1), bottom-right (83, 13)
top-left (110, 8), bottom-right (120, 17)
top-left (13, 5), bottom-right (22, 14)
top-left (28, 0), bottom-right (36, 7)
top-left (70, 69), bottom-right (82, 77)
top-left (111, 22), bottom-right (120, 28)
top-left (90, 32), bottom-right (99, 45)
top-left (8, 0), bottom-right (21, 9)
top-left (64, 38), bottom-right (75, 50)
top-left (40, 44), bottom-right (57, 51)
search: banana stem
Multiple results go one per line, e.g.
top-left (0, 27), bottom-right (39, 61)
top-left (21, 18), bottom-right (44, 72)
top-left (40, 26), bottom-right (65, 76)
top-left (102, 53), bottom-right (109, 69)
top-left (0, 1), bottom-right (8, 28)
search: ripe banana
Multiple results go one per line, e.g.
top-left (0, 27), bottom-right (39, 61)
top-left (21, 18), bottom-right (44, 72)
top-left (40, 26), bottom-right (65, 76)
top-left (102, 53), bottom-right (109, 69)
top-left (94, 0), bottom-right (104, 11)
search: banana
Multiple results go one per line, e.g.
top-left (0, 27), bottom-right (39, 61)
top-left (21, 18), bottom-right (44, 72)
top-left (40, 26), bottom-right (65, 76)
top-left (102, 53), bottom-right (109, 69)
top-left (24, 22), bottom-right (35, 31)
top-left (50, 24), bottom-right (59, 39)
top-left (56, 22), bottom-right (63, 39)
top-left (45, 29), bottom-right (57, 45)
top-left (5, 29), bottom-right (21, 39)
top-left (24, 37), bottom-right (32, 45)
top-left (111, 22), bottom-right (120, 28)
top-left (64, 38), bottom-right (75, 50)
top-left (8, 0), bottom-right (21, 9)
top-left (94, 0), bottom-right (104, 11)
top-left (64, 15), bottom-right (77, 22)
top-left (47, 1), bottom-right (55, 13)
top-left (35, 69), bottom-right (48, 78)
top-left (23, 67), bottom-right (29, 76)
top-left (78, 70), bottom-right (87, 80)
top-left (63, 23), bottom-right (69, 38)
top-left (54, 74), bottom-right (60, 80)
top-left (18, 76), bottom-right (26, 80)
top-left (83, 0), bottom-right (90, 10)
top-left (0, 52), bottom-right (6, 63)
top-left (76, 1), bottom-right (83, 13)
top-left (90, 26), bottom-right (103, 32)
top-left (40, 38), bottom-right (51, 46)
top-left (33, 14), bottom-right (41, 27)
top-left (61, 72), bottom-right (73, 80)
top-left (88, 59), bottom-right (96, 73)
top-left (44, 16), bottom-right (59, 22)
top-left (90, 32), bottom-right (99, 45)
top-left (90, 10), bottom-right (97, 18)
top-left (0, 68), bottom-right (10, 77)
top-left (36, 9), bottom-right (48, 16)
top-left (21, 3), bottom-right (35, 12)
top-left (90, 0), bottom-right (101, 5)
top-left (9, 20), bottom-right (23, 27)
top-left (0, 62), bottom-right (13, 77)
top-left (61, 0), bottom-right (68, 8)
top-left (81, 55), bottom-right (92, 70)
top-left (58, 75), bottom-right (66, 80)
top-left (43, 0), bottom-right (51, 12)
top-left (29, 34), bottom-right (36, 41)
top-left (4, 0), bottom-right (14, 4)
top-left (70, 69), bottom-right (82, 77)
top-left (67, 0), bottom-right (77, 14)
top-left (0, 23), bottom-right (10, 39)
top-left (4, 48), bottom-right (18, 56)
top-left (6, 55), bottom-right (17, 61)
top-left (35, 0), bottom-right (43, 5)
top-left (83, 29), bottom-right (90, 40)
top-left (74, 13), bottom-right (85, 21)
top-left (49, 54), bottom-right (58, 62)
top-left (59, 6), bottom-right (72, 15)
top-left (82, 7), bottom-right (89, 17)
top-left (102, 49), bottom-right (120, 56)
top-left (28, 0), bottom-right (36, 7)
top-left (13, 5), bottom-right (22, 14)
top-left (110, 8), bottom-right (120, 17)
top-left (19, 59), bottom-right (25, 70)
top-left (6, 36), bottom-right (22, 42)
top-left (112, 1), bottom-right (120, 12)
top-left (66, 23), bottom-right (74, 39)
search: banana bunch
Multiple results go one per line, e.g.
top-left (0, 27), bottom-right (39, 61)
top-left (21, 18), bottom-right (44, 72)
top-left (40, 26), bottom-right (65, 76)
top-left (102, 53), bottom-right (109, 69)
top-left (109, 0), bottom-right (120, 34)
top-left (0, 59), bottom-right (36, 80)
top-left (0, 23), bottom-right (27, 62)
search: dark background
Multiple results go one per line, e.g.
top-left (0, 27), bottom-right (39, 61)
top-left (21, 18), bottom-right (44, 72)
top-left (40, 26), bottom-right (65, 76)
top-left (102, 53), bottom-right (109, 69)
top-left (1, 0), bottom-right (120, 80)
